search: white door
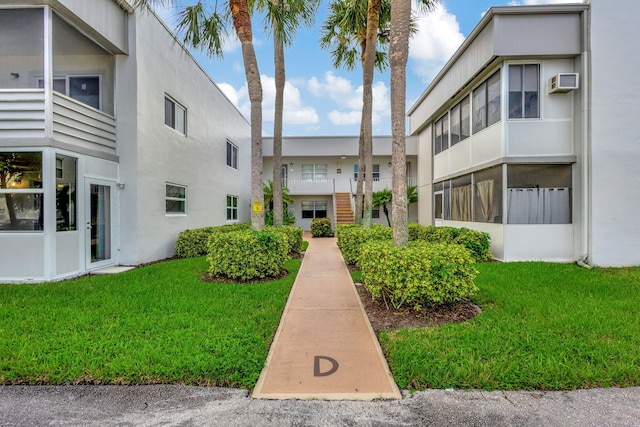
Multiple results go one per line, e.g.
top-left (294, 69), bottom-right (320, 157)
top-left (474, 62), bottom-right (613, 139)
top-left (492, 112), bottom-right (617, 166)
top-left (86, 179), bottom-right (116, 269)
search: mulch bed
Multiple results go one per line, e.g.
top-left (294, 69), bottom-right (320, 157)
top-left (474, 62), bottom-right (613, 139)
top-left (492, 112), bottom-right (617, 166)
top-left (354, 281), bottom-right (482, 332)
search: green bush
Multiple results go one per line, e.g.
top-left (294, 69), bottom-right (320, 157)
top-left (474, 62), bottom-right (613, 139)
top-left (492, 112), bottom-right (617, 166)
top-left (336, 224), bottom-right (393, 265)
top-left (310, 217), bottom-right (333, 237)
top-left (266, 225), bottom-right (304, 253)
top-left (407, 223), bottom-right (492, 262)
top-left (265, 210), bottom-right (296, 226)
top-left (207, 230), bottom-right (289, 281)
top-left (358, 240), bottom-right (478, 310)
top-left (175, 223), bottom-right (250, 258)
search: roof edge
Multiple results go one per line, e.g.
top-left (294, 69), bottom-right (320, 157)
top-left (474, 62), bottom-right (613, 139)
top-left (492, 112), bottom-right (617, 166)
top-left (407, 3), bottom-right (589, 116)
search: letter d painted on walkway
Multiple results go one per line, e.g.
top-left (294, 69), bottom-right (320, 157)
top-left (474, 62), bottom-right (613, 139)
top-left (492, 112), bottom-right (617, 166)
top-left (314, 355), bottom-right (339, 377)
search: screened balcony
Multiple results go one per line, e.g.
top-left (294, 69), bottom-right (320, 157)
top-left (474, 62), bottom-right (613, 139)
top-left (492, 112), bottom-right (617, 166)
top-left (0, 8), bottom-right (116, 151)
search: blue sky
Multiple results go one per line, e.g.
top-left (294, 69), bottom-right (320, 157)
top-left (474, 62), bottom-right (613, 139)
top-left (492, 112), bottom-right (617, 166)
top-left (153, 0), bottom-right (581, 136)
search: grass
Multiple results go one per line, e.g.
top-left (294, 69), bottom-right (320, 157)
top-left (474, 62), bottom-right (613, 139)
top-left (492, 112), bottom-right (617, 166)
top-left (0, 257), bottom-right (300, 388)
top-left (379, 262), bottom-right (640, 390)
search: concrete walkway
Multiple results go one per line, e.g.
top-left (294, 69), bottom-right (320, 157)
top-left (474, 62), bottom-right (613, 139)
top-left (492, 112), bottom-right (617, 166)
top-left (252, 237), bottom-right (401, 400)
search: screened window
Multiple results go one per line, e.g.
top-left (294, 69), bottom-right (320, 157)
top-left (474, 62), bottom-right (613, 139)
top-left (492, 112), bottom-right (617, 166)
top-left (226, 140), bottom-right (238, 169)
top-left (301, 201), bottom-right (327, 219)
top-left (56, 154), bottom-right (77, 231)
top-left (164, 95), bottom-right (186, 134)
top-left (509, 64), bottom-right (540, 119)
top-left (472, 70), bottom-right (501, 133)
top-left (166, 184), bottom-right (186, 214)
top-left (460, 96), bottom-right (471, 141)
top-left (0, 152), bottom-right (43, 231)
top-left (226, 195), bottom-right (238, 221)
top-left (451, 175), bottom-right (472, 222)
top-left (473, 166), bottom-right (503, 224)
top-left (302, 164), bottom-right (327, 181)
top-left (434, 180), bottom-right (451, 220)
top-left (450, 103), bottom-right (460, 146)
top-left (434, 114), bottom-right (448, 155)
top-left (507, 164), bottom-right (572, 224)
top-left (353, 164), bottom-right (380, 180)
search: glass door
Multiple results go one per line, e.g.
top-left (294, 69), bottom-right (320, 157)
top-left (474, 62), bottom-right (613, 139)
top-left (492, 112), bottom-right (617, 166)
top-left (86, 180), bottom-right (114, 268)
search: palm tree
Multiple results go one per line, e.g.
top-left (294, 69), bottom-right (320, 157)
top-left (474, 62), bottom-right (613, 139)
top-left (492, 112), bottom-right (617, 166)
top-left (134, 0), bottom-right (265, 230)
top-left (389, 0), bottom-right (437, 245)
top-left (254, 0), bottom-right (319, 227)
top-left (373, 186), bottom-right (418, 227)
top-left (320, 0), bottom-right (391, 227)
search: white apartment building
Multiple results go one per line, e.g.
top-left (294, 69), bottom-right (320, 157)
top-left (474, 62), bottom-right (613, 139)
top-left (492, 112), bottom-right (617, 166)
top-left (409, 1), bottom-right (640, 266)
top-left (0, 0), bottom-right (251, 282)
top-left (262, 136), bottom-right (419, 230)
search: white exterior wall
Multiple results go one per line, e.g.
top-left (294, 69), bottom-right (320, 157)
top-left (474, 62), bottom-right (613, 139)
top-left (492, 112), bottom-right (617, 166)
top-left (588, 0), bottom-right (640, 267)
top-left (120, 11), bottom-right (251, 264)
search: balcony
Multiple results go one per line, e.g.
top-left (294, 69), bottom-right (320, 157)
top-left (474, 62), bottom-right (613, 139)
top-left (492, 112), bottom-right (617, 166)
top-left (0, 89), bottom-right (116, 151)
top-left (349, 177), bottom-right (418, 194)
top-left (281, 178), bottom-right (336, 195)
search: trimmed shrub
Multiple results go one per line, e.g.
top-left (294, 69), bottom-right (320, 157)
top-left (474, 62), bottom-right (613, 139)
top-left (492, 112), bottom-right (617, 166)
top-left (407, 223), bottom-right (492, 262)
top-left (207, 230), bottom-right (289, 281)
top-left (336, 224), bottom-right (393, 265)
top-left (266, 225), bottom-right (304, 253)
top-left (175, 223), bottom-right (250, 258)
top-left (358, 240), bottom-right (478, 310)
top-left (310, 217), bottom-right (333, 237)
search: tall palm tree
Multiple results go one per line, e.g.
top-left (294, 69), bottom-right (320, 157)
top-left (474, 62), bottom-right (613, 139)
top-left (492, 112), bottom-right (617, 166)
top-left (320, 0), bottom-right (391, 227)
top-left (254, 0), bottom-right (319, 227)
top-left (389, 0), bottom-right (437, 245)
top-left (134, 0), bottom-right (265, 230)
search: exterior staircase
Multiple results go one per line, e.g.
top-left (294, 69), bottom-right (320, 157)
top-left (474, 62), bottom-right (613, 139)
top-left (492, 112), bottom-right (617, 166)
top-left (335, 192), bottom-right (355, 225)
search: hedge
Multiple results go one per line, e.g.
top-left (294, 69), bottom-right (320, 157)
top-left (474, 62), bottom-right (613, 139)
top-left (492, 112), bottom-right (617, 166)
top-left (358, 240), bottom-right (478, 310)
top-left (207, 230), bottom-right (289, 281)
top-left (310, 217), bottom-right (334, 237)
top-left (408, 223), bottom-right (492, 262)
top-left (336, 224), bottom-right (393, 265)
top-left (266, 225), bottom-right (304, 253)
top-left (175, 223), bottom-right (250, 258)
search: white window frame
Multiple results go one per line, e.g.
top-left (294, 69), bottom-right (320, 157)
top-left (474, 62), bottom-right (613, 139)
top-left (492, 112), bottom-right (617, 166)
top-left (165, 183), bottom-right (187, 215)
top-left (164, 95), bottom-right (187, 135)
top-left (302, 164), bottom-right (328, 182)
top-left (0, 151), bottom-right (44, 232)
top-left (353, 164), bottom-right (380, 180)
top-left (226, 140), bottom-right (238, 170)
top-left (508, 63), bottom-right (541, 120)
top-left (226, 195), bottom-right (238, 221)
top-left (37, 74), bottom-right (103, 111)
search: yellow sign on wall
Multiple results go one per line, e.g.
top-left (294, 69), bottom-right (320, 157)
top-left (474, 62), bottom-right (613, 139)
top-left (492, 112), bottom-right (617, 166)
top-left (252, 201), bottom-right (263, 214)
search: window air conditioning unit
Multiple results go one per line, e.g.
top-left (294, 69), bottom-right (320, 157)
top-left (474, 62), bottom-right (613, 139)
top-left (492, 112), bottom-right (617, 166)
top-left (548, 73), bottom-right (579, 94)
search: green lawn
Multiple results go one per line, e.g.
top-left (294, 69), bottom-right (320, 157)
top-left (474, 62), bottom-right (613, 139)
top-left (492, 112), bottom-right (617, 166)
top-left (380, 262), bottom-right (640, 390)
top-left (0, 257), bottom-right (300, 388)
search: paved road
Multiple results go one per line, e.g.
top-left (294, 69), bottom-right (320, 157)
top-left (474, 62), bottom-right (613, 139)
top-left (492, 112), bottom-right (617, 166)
top-left (1, 385), bottom-right (639, 426)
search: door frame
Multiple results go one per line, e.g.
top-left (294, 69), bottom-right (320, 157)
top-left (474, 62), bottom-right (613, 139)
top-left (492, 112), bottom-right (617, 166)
top-left (85, 178), bottom-right (117, 270)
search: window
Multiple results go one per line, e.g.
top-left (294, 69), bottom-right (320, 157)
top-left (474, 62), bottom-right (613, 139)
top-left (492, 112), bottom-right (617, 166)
top-left (372, 207), bottom-right (380, 219)
top-left (509, 64), bottom-right (540, 119)
top-left (473, 166), bottom-right (503, 224)
top-left (460, 96), bottom-right (471, 141)
top-left (434, 180), bottom-right (451, 220)
top-left (226, 140), bottom-right (238, 169)
top-left (0, 152), bottom-right (43, 231)
top-left (451, 175), bottom-right (472, 222)
top-left (434, 114), bottom-right (448, 155)
top-left (507, 164), bottom-right (572, 224)
top-left (301, 201), bottom-right (328, 219)
top-left (302, 164), bottom-right (327, 181)
top-left (353, 164), bottom-right (380, 180)
top-left (166, 184), bottom-right (186, 214)
top-left (472, 70), bottom-right (501, 133)
top-left (38, 76), bottom-right (101, 110)
top-left (56, 154), bottom-right (77, 231)
top-left (164, 95), bottom-right (186, 134)
top-left (226, 195), bottom-right (238, 221)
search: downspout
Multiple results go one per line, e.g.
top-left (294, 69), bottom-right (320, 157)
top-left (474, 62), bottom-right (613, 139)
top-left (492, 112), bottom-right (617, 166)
top-left (579, 4), bottom-right (592, 269)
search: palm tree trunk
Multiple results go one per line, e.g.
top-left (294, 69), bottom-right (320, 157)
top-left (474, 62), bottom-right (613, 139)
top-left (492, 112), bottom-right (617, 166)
top-left (355, 130), bottom-right (365, 225)
top-left (272, 8), bottom-right (285, 227)
top-left (389, 0), bottom-right (410, 246)
top-left (230, 0), bottom-right (264, 231)
top-left (361, 0), bottom-right (381, 229)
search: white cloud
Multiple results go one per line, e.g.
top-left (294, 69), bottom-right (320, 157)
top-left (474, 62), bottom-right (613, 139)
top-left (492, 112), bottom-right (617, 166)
top-left (307, 72), bottom-right (389, 127)
top-left (409, 2), bottom-right (465, 83)
top-left (217, 76), bottom-right (319, 128)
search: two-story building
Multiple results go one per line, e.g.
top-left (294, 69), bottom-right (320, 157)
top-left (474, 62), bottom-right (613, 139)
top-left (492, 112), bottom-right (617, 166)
top-left (262, 136), bottom-right (419, 230)
top-left (409, 0), bottom-right (640, 267)
top-left (0, 0), bottom-right (251, 282)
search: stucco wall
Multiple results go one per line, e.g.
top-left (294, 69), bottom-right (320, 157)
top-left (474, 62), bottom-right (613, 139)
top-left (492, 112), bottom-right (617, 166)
top-left (589, 0), bottom-right (640, 266)
top-left (119, 10), bottom-right (251, 264)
